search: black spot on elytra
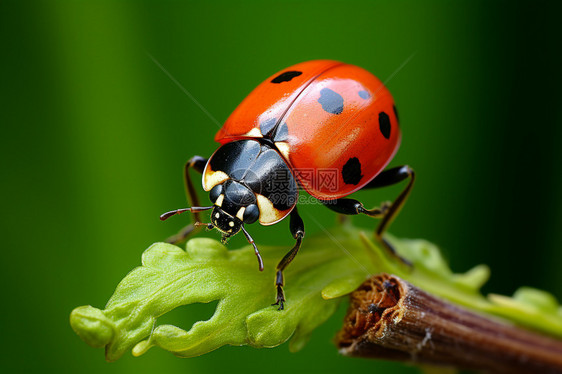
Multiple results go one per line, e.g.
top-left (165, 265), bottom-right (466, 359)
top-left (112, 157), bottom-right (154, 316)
top-left (393, 105), bottom-right (399, 124)
top-left (260, 118), bottom-right (277, 137)
top-left (379, 112), bottom-right (391, 139)
top-left (358, 90), bottom-right (370, 99)
top-left (271, 71), bottom-right (302, 84)
top-left (318, 88), bottom-right (344, 115)
top-left (342, 157), bottom-right (363, 185)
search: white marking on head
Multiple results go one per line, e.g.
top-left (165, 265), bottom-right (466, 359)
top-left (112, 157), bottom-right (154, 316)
top-left (229, 221), bottom-right (234, 227)
top-left (215, 212), bottom-right (220, 219)
top-left (215, 194), bottom-right (224, 207)
top-left (236, 206), bottom-right (246, 220)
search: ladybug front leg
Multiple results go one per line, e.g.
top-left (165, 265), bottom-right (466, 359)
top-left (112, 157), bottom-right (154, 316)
top-left (165, 156), bottom-right (208, 244)
top-left (273, 207), bottom-right (305, 310)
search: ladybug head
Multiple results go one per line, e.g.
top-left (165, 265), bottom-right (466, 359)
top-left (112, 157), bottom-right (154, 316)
top-left (159, 181), bottom-right (264, 271)
top-left (208, 181), bottom-right (260, 234)
top-left (210, 206), bottom-right (243, 242)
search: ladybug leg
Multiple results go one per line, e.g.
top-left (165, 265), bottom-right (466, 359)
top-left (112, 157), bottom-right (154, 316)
top-left (365, 165), bottom-right (415, 233)
top-left (273, 207), bottom-right (305, 310)
top-left (164, 156), bottom-right (208, 244)
top-left (320, 165), bottom-right (415, 265)
top-left (319, 198), bottom-right (390, 218)
top-left (364, 165), bottom-right (415, 264)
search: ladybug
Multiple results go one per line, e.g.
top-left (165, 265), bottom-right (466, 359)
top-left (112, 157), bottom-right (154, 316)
top-left (161, 60), bottom-right (414, 310)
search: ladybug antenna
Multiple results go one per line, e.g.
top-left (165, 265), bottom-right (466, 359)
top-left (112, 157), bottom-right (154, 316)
top-left (159, 206), bottom-right (213, 221)
top-left (241, 225), bottom-right (264, 272)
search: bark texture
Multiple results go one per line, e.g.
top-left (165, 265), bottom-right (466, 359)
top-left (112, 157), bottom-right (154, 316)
top-left (336, 273), bottom-right (562, 374)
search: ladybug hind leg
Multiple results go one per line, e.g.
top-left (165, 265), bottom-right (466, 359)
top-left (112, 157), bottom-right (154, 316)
top-left (273, 207), bottom-right (305, 310)
top-left (164, 156), bottom-right (209, 244)
top-left (320, 165), bottom-right (415, 266)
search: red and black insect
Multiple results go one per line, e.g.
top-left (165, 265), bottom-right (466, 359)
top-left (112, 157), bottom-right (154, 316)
top-left (161, 60), bottom-right (414, 310)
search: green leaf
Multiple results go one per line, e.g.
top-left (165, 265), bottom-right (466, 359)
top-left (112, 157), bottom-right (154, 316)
top-left (70, 223), bottom-right (562, 361)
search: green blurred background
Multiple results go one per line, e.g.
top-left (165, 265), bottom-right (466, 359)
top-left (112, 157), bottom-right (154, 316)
top-left (2, 0), bottom-right (561, 372)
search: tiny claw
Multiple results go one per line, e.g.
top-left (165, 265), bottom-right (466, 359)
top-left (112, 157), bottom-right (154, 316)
top-left (272, 286), bottom-right (285, 310)
top-left (271, 300), bottom-right (285, 311)
top-left (381, 200), bottom-right (392, 213)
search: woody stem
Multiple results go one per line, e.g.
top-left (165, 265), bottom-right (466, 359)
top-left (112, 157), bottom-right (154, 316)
top-left (336, 273), bottom-right (562, 374)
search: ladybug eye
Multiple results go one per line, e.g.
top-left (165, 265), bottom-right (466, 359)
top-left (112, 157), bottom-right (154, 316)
top-left (243, 204), bottom-right (259, 224)
top-left (209, 184), bottom-right (223, 203)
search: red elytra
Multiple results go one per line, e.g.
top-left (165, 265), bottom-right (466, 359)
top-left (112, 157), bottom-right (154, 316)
top-left (215, 60), bottom-right (400, 200)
